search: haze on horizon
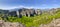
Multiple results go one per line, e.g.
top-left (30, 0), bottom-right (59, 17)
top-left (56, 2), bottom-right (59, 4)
top-left (0, 0), bottom-right (60, 10)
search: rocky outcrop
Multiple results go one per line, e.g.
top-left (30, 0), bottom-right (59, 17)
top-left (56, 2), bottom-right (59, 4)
top-left (8, 8), bottom-right (42, 18)
top-left (39, 18), bottom-right (60, 27)
top-left (0, 20), bottom-right (25, 27)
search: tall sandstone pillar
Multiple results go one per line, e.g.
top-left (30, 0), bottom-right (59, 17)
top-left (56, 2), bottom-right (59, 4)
top-left (16, 11), bottom-right (20, 17)
top-left (35, 9), bottom-right (41, 15)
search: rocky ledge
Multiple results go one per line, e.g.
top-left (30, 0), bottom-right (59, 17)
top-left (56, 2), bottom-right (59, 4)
top-left (0, 20), bottom-right (25, 27)
top-left (40, 18), bottom-right (60, 27)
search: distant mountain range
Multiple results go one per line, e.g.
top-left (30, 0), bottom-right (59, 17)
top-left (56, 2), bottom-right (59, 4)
top-left (0, 8), bottom-right (60, 15)
top-left (0, 9), bottom-right (9, 14)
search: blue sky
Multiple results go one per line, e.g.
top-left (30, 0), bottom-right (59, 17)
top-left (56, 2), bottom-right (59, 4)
top-left (0, 0), bottom-right (60, 10)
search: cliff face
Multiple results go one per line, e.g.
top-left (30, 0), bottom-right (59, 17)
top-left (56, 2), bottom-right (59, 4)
top-left (8, 8), bottom-right (42, 18)
top-left (8, 8), bottom-right (60, 18)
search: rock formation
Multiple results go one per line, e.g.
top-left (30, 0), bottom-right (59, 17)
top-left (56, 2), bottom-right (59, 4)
top-left (8, 8), bottom-right (42, 18)
top-left (0, 20), bottom-right (25, 27)
top-left (39, 18), bottom-right (60, 27)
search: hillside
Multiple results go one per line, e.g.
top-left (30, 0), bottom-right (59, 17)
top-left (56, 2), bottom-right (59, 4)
top-left (0, 9), bottom-right (9, 14)
top-left (0, 8), bottom-right (60, 27)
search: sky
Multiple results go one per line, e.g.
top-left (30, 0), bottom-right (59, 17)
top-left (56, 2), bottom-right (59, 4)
top-left (0, 0), bottom-right (60, 10)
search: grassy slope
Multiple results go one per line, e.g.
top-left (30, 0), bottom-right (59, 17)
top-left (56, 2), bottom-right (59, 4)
top-left (0, 9), bottom-right (60, 27)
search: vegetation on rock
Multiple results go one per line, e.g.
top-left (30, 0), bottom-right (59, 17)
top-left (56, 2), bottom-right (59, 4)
top-left (0, 8), bottom-right (60, 27)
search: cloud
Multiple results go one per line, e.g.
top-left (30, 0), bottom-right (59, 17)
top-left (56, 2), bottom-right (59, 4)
top-left (11, 5), bottom-right (24, 9)
top-left (10, 4), bottom-right (50, 9)
top-left (0, 5), bottom-right (37, 10)
top-left (10, 5), bottom-right (35, 9)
